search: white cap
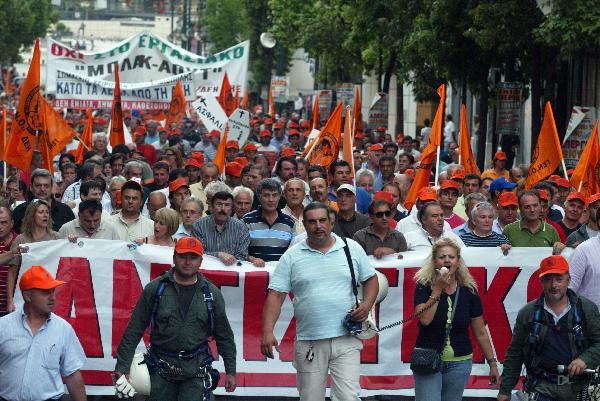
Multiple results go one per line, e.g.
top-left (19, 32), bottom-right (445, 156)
top-left (337, 184), bottom-right (356, 195)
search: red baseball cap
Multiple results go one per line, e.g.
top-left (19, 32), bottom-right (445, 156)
top-left (538, 189), bottom-right (549, 201)
top-left (288, 129), bottom-right (300, 137)
top-left (587, 193), bottom-right (600, 206)
top-left (169, 177), bottom-right (190, 193)
top-left (556, 178), bottom-right (570, 189)
top-left (264, 118), bottom-right (273, 125)
top-left (300, 120), bottom-right (311, 129)
top-left (225, 162), bottom-right (243, 177)
top-left (234, 156), bottom-right (248, 167)
top-left (376, 126), bottom-right (386, 133)
top-left (439, 180), bottom-right (461, 192)
top-left (368, 143), bottom-right (384, 152)
top-left (280, 147), bottom-right (296, 157)
top-left (354, 131), bottom-right (365, 139)
top-left (184, 158), bottom-right (203, 169)
top-left (498, 192), bottom-right (518, 207)
top-left (191, 151), bottom-right (205, 165)
top-left (567, 191), bottom-right (586, 204)
top-left (210, 129), bottom-right (221, 138)
top-left (373, 191), bottom-right (393, 205)
top-left (243, 143), bottom-right (258, 152)
top-left (259, 129), bottom-right (272, 137)
top-left (539, 255), bottom-right (569, 278)
top-left (288, 121), bottom-right (299, 129)
top-left (417, 186), bottom-right (437, 201)
top-left (494, 151), bottom-right (507, 161)
top-left (451, 169), bottom-right (466, 180)
top-left (175, 237), bottom-right (204, 256)
top-left (226, 140), bottom-right (239, 150)
top-left (19, 265), bottom-right (66, 291)
top-left (274, 122), bottom-right (284, 129)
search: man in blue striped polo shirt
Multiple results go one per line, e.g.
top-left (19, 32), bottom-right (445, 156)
top-left (243, 178), bottom-right (296, 267)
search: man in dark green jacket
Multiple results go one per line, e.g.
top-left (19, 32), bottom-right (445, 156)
top-left (113, 237), bottom-right (236, 400)
top-left (498, 255), bottom-right (600, 401)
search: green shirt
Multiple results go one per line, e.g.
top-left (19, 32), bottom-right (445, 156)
top-left (503, 219), bottom-right (561, 247)
top-left (115, 268), bottom-right (236, 375)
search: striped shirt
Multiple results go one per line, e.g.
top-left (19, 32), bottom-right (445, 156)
top-left (459, 231), bottom-right (511, 247)
top-left (0, 308), bottom-right (86, 401)
top-left (0, 232), bottom-right (17, 315)
top-left (243, 208), bottom-right (295, 261)
top-left (192, 215), bottom-right (250, 260)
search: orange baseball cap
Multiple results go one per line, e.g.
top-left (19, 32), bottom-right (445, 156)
top-left (498, 192), bottom-right (518, 207)
top-left (494, 151), bottom-right (507, 161)
top-left (539, 255), bottom-right (569, 278)
top-left (549, 175), bottom-right (561, 182)
top-left (368, 143), bottom-right (384, 152)
top-left (417, 186), bottom-right (437, 201)
top-left (450, 169), bottom-right (466, 180)
top-left (264, 118), bottom-right (273, 125)
top-left (538, 189), bottom-right (549, 201)
top-left (567, 191), bottom-right (586, 204)
top-left (288, 129), bottom-right (300, 137)
top-left (210, 129), bottom-right (221, 137)
top-left (439, 180), bottom-right (461, 192)
top-left (556, 178), bottom-right (570, 189)
top-left (259, 129), bottom-right (272, 137)
top-left (184, 158), bottom-right (202, 169)
top-left (587, 193), bottom-right (600, 206)
top-left (373, 191), bottom-right (393, 205)
top-left (226, 140), bottom-right (239, 150)
top-left (175, 237), bottom-right (204, 256)
top-left (234, 156), bottom-right (249, 167)
top-left (243, 143), bottom-right (258, 152)
top-left (225, 162), bottom-right (243, 177)
top-left (169, 177), bottom-right (190, 193)
top-left (274, 121), bottom-right (284, 129)
top-left (190, 151), bottom-right (205, 165)
top-left (19, 265), bottom-right (66, 291)
top-left (300, 120), bottom-right (311, 129)
top-left (280, 147), bottom-right (296, 157)
top-left (288, 121), bottom-right (299, 129)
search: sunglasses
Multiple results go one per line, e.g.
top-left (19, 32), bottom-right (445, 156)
top-left (374, 210), bottom-right (392, 218)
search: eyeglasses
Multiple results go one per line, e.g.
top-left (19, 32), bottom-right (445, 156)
top-left (374, 210), bottom-right (392, 218)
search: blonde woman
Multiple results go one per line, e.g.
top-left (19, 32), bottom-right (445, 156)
top-left (135, 207), bottom-right (179, 247)
top-left (411, 237), bottom-right (500, 401)
top-left (7, 199), bottom-right (62, 312)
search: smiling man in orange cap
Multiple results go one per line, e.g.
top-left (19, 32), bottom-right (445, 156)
top-left (114, 237), bottom-right (237, 399)
top-left (0, 265), bottom-right (87, 401)
top-left (566, 193), bottom-right (600, 248)
top-left (558, 192), bottom-right (586, 238)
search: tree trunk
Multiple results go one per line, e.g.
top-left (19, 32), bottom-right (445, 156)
top-left (476, 73), bottom-right (489, 169)
top-left (531, 44), bottom-right (542, 157)
top-left (382, 50), bottom-right (397, 94)
top-left (396, 77), bottom-right (403, 138)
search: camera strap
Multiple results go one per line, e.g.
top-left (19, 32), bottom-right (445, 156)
top-left (340, 236), bottom-right (359, 308)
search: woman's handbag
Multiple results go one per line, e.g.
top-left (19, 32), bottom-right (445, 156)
top-left (410, 286), bottom-right (460, 375)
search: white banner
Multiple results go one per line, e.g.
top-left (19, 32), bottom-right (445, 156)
top-left (192, 94), bottom-right (228, 134)
top-left (227, 108), bottom-right (251, 145)
top-left (47, 33), bottom-right (249, 109)
top-left (17, 240), bottom-right (556, 397)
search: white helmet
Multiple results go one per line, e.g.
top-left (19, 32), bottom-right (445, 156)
top-left (128, 353), bottom-right (151, 395)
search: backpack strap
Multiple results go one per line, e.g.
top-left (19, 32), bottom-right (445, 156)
top-left (201, 282), bottom-right (216, 338)
top-left (149, 279), bottom-right (169, 340)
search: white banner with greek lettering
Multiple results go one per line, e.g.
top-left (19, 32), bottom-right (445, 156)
top-left (47, 33), bottom-right (249, 109)
top-left (16, 240), bottom-right (557, 397)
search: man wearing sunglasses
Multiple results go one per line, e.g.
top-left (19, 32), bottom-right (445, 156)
top-left (352, 197), bottom-right (407, 258)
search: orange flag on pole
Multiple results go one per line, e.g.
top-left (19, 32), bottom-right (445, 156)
top-left (110, 65), bottom-right (125, 147)
top-left (525, 101), bottom-right (564, 189)
top-left (403, 84), bottom-right (445, 210)
top-left (458, 104), bottom-right (480, 174)
top-left (268, 86), bottom-right (275, 117)
top-left (343, 105), bottom-right (354, 177)
top-left (353, 87), bottom-right (362, 134)
top-left (75, 109), bottom-right (93, 165)
top-left (165, 80), bottom-right (188, 129)
top-left (212, 125), bottom-right (228, 176)
top-left (306, 102), bottom-right (343, 170)
top-left (312, 95), bottom-right (320, 129)
top-left (38, 96), bottom-right (77, 173)
top-left (570, 119), bottom-right (600, 197)
top-left (241, 87), bottom-right (249, 110)
top-left (0, 108), bottom-right (6, 160)
top-left (232, 85), bottom-right (240, 111)
top-left (217, 73), bottom-right (236, 117)
top-left (5, 70), bottom-right (13, 97)
top-left (5, 39), bottom-right (41, 172)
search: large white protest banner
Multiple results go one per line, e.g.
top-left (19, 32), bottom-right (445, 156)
top-left (17, 240), bottom-right (555, 397)
top-left (47, 33), bottom-right (249, 109)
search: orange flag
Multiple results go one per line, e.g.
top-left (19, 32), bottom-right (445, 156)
top-left (343, 105), bottom-right (354, 177)
top-left (5, 39), bottom-right (41, 172)
top-left (110, 65), bottom-right (125, 147)
top-left (403, 84), bottom-right (446, 210)
top-left (312, 95), bottom-right (320, 129)
top-left (458, 104), bottom-right (480, 175)
top-left (75, 109), bottom-right (93, 164)
top-left (306, 102), bottom-right (343, 170)
top-left (0, 108), bottom-right (6, 160)
top-left (212, 125), bottom-right (228, 176)
top-left (38, 96), bottom-right (77, 173)
top-left (352, 87), bottom-right (362, 134)
top-left (232, 85), bottom-right (240, 111)
top-left (241, 87), bottom-right (249, 110)
top-left (525, 101), bottom-right (564, 188)
top-left (268, 86), bottom-right (275, 117)
top-left (5, 69), bottom-right (13, 97)
top-left (166, 80), bottom-right (188, 129)
top-left (570, 119), bottom-right (600, 197)
top-left (218, 73), bottom-right (236, 117)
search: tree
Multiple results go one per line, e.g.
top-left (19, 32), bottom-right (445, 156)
top-left (0, 0), bottom-right (57, 64)
top-left (201, 0), bottom-right (250, 51)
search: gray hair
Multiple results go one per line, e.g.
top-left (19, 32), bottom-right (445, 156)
top-left (356, 168), bottom-right (374, 181)
top-left (31, 168), bottom-right (53, 184)
top-left (464, 192), bottom-right (487, 205)
top-left (256, 178), bottom-right (282, 195)
top-left (470, 201), bottom-right (495, 220)
top-left (123, 160), bottom-right (143, 175)
top-left (93, 133), bottom-right (107, 141)
top-left (205, 181), bottom-right (231, 198)
top-left (284, 178), bottom-right (306, 193)
top-left (148, 190), bottom-right (167, 201)
top-left (180, 196), bottom-right (204, 214)
top-left (232, 185), bottom-right (254, 203)
top-left (109, 176), bottom-right (126, 190)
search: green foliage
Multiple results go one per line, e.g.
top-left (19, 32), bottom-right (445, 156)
top-left (0, 0), bottom-right (57, 64)
top-left (201, 0), bottom-right (250, 50)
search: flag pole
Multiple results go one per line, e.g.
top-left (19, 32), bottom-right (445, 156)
top-left (561, 159), bottom-right (568, 180)
top-left (434, 145), bottom-right (441, 187)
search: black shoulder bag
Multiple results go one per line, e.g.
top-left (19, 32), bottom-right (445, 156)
top-left (410, 285), bottom-right (460, 375)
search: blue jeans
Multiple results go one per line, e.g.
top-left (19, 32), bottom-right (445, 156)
top-left (413, 359), bottom-right (472, 401)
